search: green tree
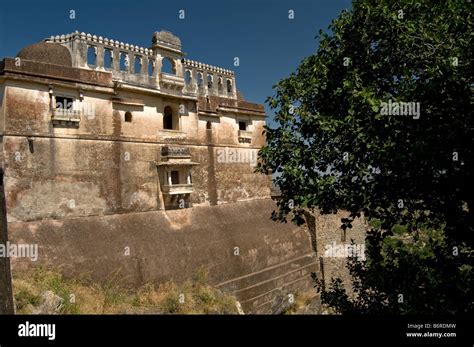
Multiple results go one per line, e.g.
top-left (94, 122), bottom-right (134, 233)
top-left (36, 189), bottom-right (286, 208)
top-left (257, 0), bottom-right (473, 314)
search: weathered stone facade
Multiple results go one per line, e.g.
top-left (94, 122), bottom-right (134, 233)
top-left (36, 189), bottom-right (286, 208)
top-left (1, 30), bottom-right (269, 218)
top-left (0, 30), bottom-right (366, 313)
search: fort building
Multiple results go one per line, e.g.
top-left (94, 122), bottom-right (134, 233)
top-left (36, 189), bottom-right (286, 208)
top-left (0, 31), bottom-right (365, 313)
top-left (0, 30), bottom-right (269, 214)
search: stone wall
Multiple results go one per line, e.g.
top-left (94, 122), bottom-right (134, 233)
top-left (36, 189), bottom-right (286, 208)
top-left (8, 197), bottom-right (367, 314)
top-left (8, 199), bottom-right (318, 314)
top-left (0, 34), bottom-right (368, 314)
top-left (3, 135), bottom-right (269, 222)
top-left (305, 210), bottom-right (367, 296)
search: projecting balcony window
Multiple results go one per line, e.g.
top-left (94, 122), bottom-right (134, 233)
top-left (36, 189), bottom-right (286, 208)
top-left (157, 146), bottom-right (199, 209)
top-left (238, 121), bottom-right (252, 143)
top-left (161, 170), bottom-right (195, 195)
top-left (238, 130), bottom-right (252, 139)
top-left (52, 96), bottom-right (80, 127)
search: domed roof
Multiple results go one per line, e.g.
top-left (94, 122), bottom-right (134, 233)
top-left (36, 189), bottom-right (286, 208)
top-left (17, 42), bottom-right (72, 67)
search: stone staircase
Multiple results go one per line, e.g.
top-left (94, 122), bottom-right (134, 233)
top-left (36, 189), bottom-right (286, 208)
top-left (216, 253), bottom-right (319, 314)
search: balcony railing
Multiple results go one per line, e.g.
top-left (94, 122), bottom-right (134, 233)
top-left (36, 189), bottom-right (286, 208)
top-left (161, 184), bottom-right (194, 195)
top-left (51, 109), bottom-right (81, 125)
top-left (160, 73), bottom-right (185, 90)
top-left (238, 130), bottom-right (252, 139)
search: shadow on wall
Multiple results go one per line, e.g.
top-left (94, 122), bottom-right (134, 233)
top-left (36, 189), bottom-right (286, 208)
top-left (0, 168), bottom-right (14, 314)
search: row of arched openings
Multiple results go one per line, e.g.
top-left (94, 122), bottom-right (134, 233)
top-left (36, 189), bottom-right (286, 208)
top-left (87, 46), bottom-right (175, 76)
top-left (184, 70), bottom-right (233, 93)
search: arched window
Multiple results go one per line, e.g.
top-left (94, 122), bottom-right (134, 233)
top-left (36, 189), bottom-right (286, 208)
top-left (161, 57), bottom-right (175, 74)
top-left (206, 121), bottom-right (212, 130)
top-left (207, 74), bottom-right (213, 89)
top-left (185, 70), bottom-right (192, 84)
top-left (125, 111), bottom-right (132, 122)
top-left (87, 46), bottom-right (96, 66)
top-left (104, 49), bottom-right (112, 69)
top-left (163, 106), bottom-right (174, 130)
top-left (120, 53), bottom-right (128, 71)
top-left (148, 60), bottom-right (155, 76)
top-left (197, 72), bottom-right (203, 87)
top-left (134, 56), bottom-right (142, 74)
top-left (227, 79), bottom-right (232, 93)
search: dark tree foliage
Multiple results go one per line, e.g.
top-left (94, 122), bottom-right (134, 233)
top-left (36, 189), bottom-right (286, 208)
top-left (257, 0), bottom-right (473, 314)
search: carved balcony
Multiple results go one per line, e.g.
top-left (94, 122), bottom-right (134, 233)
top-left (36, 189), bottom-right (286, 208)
top-left (160, 73), bottom-right (185, 91)
top-left (161, 184), bottom-right (194, 195)
top-left (51, 109), bottom-right (81, 126)
top-left (238, 130), bottom-right (252, 138)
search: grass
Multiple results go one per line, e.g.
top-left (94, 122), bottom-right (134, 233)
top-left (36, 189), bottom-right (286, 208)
top-left (281, 290), bottom-right (321, 314)
top-left (12, 266), bottom-right (239, 314)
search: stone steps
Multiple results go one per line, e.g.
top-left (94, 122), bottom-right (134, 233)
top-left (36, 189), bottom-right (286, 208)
top-left (216, 253), bottom-right (319, 314)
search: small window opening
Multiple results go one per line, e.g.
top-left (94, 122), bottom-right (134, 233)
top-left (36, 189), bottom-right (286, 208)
top-left (134, 56), bottom-right (142, 74)
top-left (125, 111), bottom-right (132, 122)
top-left (120, 53), bottom-right (128, 71)
top-left (239, 121), bottom-right (247, 131)
top-left (163, 106), bottom-right (174, 130)
top-left (197, 72), bottom-right (203, 87)
top-left (55, 96), bottom-right (74, 110)
top-left (104, 49), bottom-right (112, 69)
top-left (27, 137), bottom-right (34, 154)
top-left (185, 70), bottom-right (192, 84)
top-left (207, 74), bottom-right (213, 89)
top-left (87, 46), bottom-right (97, 66)
top-left (227, 79), bottom-right (232, 93)
top-left (206, 121), bottom-right (212, 130)
top-left (162, 57), bottom-right (175, 74)
top-left (171, 171), bottom-right (180, 185)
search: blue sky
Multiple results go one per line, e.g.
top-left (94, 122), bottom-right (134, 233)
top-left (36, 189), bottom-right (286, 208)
top-left (0, 0), bottom-right (351, 127)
